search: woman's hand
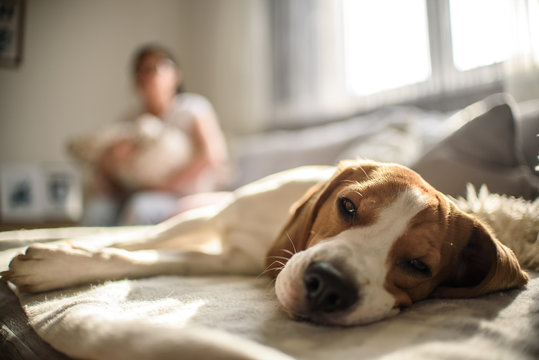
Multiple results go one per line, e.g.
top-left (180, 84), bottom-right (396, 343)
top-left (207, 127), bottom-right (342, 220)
top-left (94, 139), bottom-right (137, 195)
top-left (106, 139), bottom-right (137, 168)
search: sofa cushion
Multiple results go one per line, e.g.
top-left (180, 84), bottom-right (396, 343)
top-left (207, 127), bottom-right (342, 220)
top-left (412, 94), bottom-right (539, 200)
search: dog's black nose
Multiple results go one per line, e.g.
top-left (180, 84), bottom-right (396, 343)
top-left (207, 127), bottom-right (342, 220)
top-left (303, 262), bottom-right (358, 313)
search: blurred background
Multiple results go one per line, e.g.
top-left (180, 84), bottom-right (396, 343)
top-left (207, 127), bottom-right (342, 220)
top-left (0, 0), bottom-right (538, 227)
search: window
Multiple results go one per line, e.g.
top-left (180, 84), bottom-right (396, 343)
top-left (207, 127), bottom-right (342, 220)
top-left (270, 0), bottom-right (532, 123)
top-left (341, 0), bottom-right (513, 100)
top-left (449, 0), bottom-right (513, 71)
top-left (342, 0), bottom-right (431, 95)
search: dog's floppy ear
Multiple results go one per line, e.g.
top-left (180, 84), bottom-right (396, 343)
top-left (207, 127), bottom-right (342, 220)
top-left (434, 214), bottom-right (528, 298)
top-left (264, 179), bottom-right (328, 279)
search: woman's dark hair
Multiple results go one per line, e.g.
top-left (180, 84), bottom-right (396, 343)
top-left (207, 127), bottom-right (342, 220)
top-left (132, 44), bottom-right (184, 93)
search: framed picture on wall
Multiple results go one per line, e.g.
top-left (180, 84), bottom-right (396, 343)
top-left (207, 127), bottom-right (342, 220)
top-left (0, 0), bottom-right (25, 67)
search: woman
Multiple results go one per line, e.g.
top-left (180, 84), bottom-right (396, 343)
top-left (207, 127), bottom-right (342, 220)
top-left (87, 44), bottom-right (231, 225)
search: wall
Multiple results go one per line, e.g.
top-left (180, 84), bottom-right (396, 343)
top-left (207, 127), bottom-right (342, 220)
top-left (177, 0), bottom-right (271, 136)
top-left (0, 0), bottom-right (270, 165)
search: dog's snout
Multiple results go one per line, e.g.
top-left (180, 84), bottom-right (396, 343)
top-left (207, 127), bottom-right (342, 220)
top-left (303, 262), bottom-right (358, 313)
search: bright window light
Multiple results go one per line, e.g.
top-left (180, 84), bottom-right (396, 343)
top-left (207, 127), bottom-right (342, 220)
top-left (450, 0), bottom-right (513, 71)
top-left (342, 0), bottom-right (431, 96)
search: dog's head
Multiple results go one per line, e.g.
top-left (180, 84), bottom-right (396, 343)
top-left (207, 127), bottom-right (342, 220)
top-left (266, 160), bottom-right (528, 326)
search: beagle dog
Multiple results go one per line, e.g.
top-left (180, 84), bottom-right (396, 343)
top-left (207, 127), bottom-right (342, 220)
top-left (1, 160), bottom-right (529, 326)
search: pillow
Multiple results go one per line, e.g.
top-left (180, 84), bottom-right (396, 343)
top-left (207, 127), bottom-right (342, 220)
top-left (412, 94), bottom-right (539, 200)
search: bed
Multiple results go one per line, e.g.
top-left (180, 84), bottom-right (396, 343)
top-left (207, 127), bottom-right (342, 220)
top-left (1, 94), bottom-right (538, 359)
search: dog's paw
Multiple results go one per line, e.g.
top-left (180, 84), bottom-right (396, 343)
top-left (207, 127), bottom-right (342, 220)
top-left (1, 243), bottom-right (95, 293)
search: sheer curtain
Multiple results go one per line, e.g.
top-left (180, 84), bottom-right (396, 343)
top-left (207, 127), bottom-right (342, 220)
top-left (504, 0), bottom-right (539, 103)
top-left (269, 0), bottom-right (346, 124)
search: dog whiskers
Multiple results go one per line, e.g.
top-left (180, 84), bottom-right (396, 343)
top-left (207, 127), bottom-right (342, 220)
top-left (257, 235), bottom-right (297, 280)
top-left (358, 164), bottom-right (370, 179)
top-left (268, 255), bottom-right (291, 262)
top-left (286, 232), bottom-right (297, 254)
top-left (338, 180), bottom-right (365, 198)
top-left (261, 266), bottom-right (284, 275)
top-left (281, 248), bottom-right (295, 257)
top-left (257, 260), bottom-right (286, 279)
top-left (257, 267), bottom-right (284, 281)
top-left (265, 259), bottom-right (285, 269)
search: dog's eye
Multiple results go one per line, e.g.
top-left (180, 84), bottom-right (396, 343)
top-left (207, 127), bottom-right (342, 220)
top-left (407, 259), bottom-right (432, 277)
top-left (338, 197), bottom-right (357, 221)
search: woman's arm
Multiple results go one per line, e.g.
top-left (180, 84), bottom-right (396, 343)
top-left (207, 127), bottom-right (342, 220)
top-left (155, 106), bottom-right (231, 193)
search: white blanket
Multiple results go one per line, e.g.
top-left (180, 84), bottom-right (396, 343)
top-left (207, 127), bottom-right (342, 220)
top-left (1, 227), bottom-right (538, 360)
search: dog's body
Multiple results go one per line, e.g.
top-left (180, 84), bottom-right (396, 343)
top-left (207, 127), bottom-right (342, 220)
top-left (2, 160), bottom-right (529, 326)
top-left (2, 165), bottom-right (333, 291)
